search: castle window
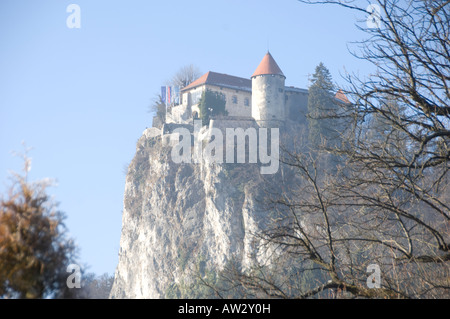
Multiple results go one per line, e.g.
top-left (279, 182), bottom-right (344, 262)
top-left (244, 98), bottom-right (249, 106)
top-left (232, 95), bottom-right (238, 104)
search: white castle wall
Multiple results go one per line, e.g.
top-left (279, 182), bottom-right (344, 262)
top-left (184, 85), bottom-right (252, 119)
top-left (215, 86), bottom-right (252, 118)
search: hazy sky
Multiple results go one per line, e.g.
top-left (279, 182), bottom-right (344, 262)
top-left (0, 0), bottom-right (375, 276)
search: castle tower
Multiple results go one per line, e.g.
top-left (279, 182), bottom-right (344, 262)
top-left (251, 52), bottom-right (286, 125)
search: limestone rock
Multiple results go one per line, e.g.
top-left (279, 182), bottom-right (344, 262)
top-left (109, 129), bottom-right (274, 298)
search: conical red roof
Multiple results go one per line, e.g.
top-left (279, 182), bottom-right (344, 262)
top-left (251, 52), bottom-right (285, 78)
top-left (335, 89), bottom-right (350, 104)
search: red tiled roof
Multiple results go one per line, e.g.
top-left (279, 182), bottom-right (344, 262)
top-left (181, 71), bottom-right (251, 92)
top-left (335, 89), bottom-right (350, 103)
top-left (251, 52), bottom-right (284, 78)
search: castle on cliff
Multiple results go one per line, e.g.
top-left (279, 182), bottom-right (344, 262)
top-left (164, 52), bottom-right (309, 127)
top-left (147, 52), bottom-right (348, 139)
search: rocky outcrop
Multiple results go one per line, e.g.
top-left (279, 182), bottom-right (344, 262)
top-left (109, 125), bottom-right (282, 298)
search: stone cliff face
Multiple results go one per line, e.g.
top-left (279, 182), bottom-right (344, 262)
top-left (109, 127), bottom-right (280, 298)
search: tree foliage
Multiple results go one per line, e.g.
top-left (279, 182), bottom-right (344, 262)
top-left (198, 89), bottom-right (228, 126)
top-left (149, 94), bottom-right (166, 128)
top-left (0, 155), bottom-right (77, 298)
top-left (170, 64), bottom-right (201, 89)
top-left (307, 62), bottom-right (340, 149)
top-left (206, 0), bottom-right (450, 299)
top-left (150, 64), bottom-right (201, 127)
top-left (71, 272), bottom-right (114, 299)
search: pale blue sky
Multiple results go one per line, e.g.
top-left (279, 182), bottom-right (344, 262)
top-left (0, 0), bottom-right (374, 275)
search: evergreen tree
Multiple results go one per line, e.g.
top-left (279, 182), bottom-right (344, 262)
top-left (307, 63), bottom-right (338, 150)
top-left (0, 155), bottom-right (77, 298)
top-left (198, 89), bottom-right (227, 126)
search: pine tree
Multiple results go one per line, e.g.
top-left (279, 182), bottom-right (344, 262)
top-left (307, 63), bottom-right (338, 149)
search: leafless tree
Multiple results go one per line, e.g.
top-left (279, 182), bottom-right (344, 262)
top-left (205, 0), bottom-right (449, 299)
top-left (170, 64), bottom-right (202, 89)
top-left (71, 272), bottom-right (114, 299)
